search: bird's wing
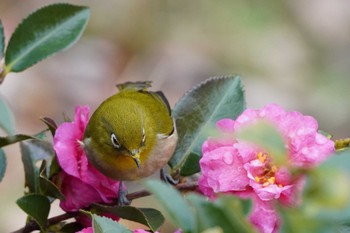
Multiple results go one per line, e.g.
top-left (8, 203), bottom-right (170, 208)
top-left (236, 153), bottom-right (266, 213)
top-left (116, 81), bottom-right (152, 91)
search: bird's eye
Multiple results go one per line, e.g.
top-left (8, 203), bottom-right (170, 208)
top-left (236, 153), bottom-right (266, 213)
top-left (111, 133), bottom-right (121, 149)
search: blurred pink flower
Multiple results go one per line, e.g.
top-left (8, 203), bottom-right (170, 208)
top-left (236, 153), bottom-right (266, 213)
top-left (133, 229), bottom-right (182, 233)
top-left (199, 104), bottom-right (335, 233)
top-left (76, 227), bottom-right (93, 233)
top-left (53, 106), bottom-right (120, 212)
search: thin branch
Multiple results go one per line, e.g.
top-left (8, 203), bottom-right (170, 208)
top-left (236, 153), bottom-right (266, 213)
top-left (127, 181), bottom-right (198, 200)
top-left (11, 181), bottom-right (199, 233)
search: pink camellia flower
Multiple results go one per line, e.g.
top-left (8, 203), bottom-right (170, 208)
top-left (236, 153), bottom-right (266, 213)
top-left (199, 104), bottom-right (335, 233)
top-left (76, 227), bottom-right (93, 233)
top-left (53, 106), bottom-right (120, 212)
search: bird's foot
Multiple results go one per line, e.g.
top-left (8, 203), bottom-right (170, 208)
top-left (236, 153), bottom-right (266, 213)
top-left (118, 182), bottom-right (131, 206)
top-left (160, 168), bottom-right (179, 185)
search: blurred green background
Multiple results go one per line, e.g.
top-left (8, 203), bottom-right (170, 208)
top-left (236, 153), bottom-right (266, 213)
top-left (1, 0), bottom-right (350, 232)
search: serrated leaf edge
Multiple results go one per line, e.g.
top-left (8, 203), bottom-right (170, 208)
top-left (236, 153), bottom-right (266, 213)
top-left (5, 3), bottom-right (90, 73)
top-left (92, 204), bottom-right (163, 232)
top-left (172, 76), bottom-right (243, 169)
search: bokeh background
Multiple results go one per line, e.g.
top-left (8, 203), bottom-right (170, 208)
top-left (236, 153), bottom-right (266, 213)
top-left (1, 0), bottom-right (350, 232)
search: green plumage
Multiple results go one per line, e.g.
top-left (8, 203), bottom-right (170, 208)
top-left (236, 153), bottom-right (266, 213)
top-left (83, 81), bottom-right (177, 180)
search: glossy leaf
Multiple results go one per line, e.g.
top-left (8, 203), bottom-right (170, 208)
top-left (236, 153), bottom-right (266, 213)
top-left (0, 148), bottom-right (6, 182)
top-left (144, 179), bottom-right (195, 233)
top-left (93, 204), bottom-right (164, 232)
top-left (0, 19), bottom-right (4, 59)
top-left (20, 140), bottom-right (55, 193)
top-left (170, 76), bottom-right (245, 175)
top-left (0, 96), bottom-right (16, 135)
top-left (179, 152), bottom-right (201, 176)
top-left (16, 194), bottom-right (50, 232)
top-left (59, 222), bottom-right (84, 233)
top-left (5, 3), bottom-right (90, 73)
top-left (92, 213), bottom-right (132, 233)
top-left (39, 170), bottom-right (64, 200)
top-left (187, 194), bottom-right (255, 233)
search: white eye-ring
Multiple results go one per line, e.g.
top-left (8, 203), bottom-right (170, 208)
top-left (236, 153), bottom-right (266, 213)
top-left (111, 133), bottom-right (121, 149)
top-left (141, 128), bottom-right (146, 146)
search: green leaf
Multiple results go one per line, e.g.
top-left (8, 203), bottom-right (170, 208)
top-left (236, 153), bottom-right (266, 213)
top-left (49, 155), bottom-right (61, 179)
top-left (59, 222), bottom-right (84, 233)
top-left (280, 150), bottom-right (350, 233)
top-left (0, 148), bottom-right (6, 182)
top-left (40, 117), bottom-right (57, 136)
top-left (5, 3), bottom-right (90, 73)
top-left (187, 194), bottom-right (255, 233)
top-left (302, 150), bottom-right (350, 221)
top-left (0, 19), bottom-right (4, 59)
top-left (16, 194), bottom-right (50, 232)
top-left (93, 204), bottom-right (164, 232)
top-left (39, 170), bottom-right (64, 200)
top-left (179, 152), bottom-right (201, 176)
top-left (169, 76), bottom-right (245, 175)
top-left (0, 134), bottom-right (37, 147)
top-left (144, 179), bottom-right (195, 233)
top-left (0, 95), bottom-right (16, 135)
top-left (92, 213), bottom-right (132, 233)
top-left (20, 139), bottom-right (55, 193)
top-left (236, 121), bottom-right (287, 166)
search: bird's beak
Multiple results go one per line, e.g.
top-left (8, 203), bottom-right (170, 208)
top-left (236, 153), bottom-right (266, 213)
top-left (130, 150), bottom-right (141, 169)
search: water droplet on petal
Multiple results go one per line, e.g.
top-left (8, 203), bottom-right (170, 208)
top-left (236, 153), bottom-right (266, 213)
top-left (223, 151), bottom-right (233, 165)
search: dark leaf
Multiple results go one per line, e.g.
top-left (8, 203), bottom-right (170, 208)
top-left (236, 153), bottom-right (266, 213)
top-left (179, 152), bottom-right (200, 177)
top-left (169, 76), bottom-right (245, 175)
top-left (93, 204), bottom-right (164, 232)
top-left (20, 139), bottom-right (55, 193)
top-left (5, 3), bottom-right (90, 73)
top-left (39, 169), bottom-right (64, 200)
top-left (0, 148), bottom-right (6, 182)
top-left (0, 134), bottom-right (40, 147)
top-left (144, 179), bottom-right (195, 233)
top-left (59, 222), bottom-right (84, 233)
top-left (16, 194), bottom-right (50, 232)
top-left (0, 95), bottom-right (16, 135)
top-left (40, 117), bottom-right (57, 136)
top-left (49, 155), bottom-right (61, 179)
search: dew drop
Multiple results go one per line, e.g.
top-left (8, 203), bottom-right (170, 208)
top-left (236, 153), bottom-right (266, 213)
top-left (223, 151), bottom-right (233, 165)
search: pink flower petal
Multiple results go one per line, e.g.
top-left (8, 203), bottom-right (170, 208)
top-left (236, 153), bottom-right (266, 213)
top-left (250, 198), bottom-right (280, 233)
top-left (199, 146), bottom-right (249, 194)
top-left (53, 106), bottom-right (120, 212)
top-left (198, 103), bottom-right (335, 233)
top-left (216, 118), bottom-right (236, 132)
top-left (56, 172), bottom-right (103, 212)
top-left (76, 227), bottom-right (93, 233)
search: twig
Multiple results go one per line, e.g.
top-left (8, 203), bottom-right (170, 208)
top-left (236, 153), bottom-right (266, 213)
top-left (11, 181), bottom-right (198, 233)
top-left (10, 212), bottom-right (76, 233)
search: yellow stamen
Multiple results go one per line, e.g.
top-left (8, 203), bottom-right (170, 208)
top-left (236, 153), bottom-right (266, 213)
top-left (254, 152), bottom-right (282, 187)
top-left (257, 152), bottom-right (267, 163)
top-left (263, 181), bottom-right (270, 187)
top-left (268, 177), bottom-right (276, 184)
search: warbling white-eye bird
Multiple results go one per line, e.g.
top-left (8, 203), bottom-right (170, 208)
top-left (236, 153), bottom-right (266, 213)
top-left (82, 81), bottom-right (178, 184)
